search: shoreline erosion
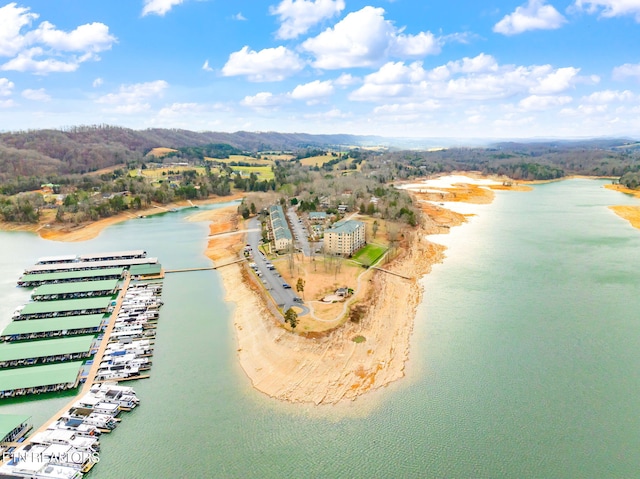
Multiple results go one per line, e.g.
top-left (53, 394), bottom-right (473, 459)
top-left (204, 174), bottom-right (526, 405)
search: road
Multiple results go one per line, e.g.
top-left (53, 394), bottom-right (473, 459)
top-left (246, 217), bottom-right (309, 316)
top-left (287, 207), bottom-right (312, 256)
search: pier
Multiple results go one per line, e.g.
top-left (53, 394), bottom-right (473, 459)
top-left (165, 258), bottom-right (245, 274)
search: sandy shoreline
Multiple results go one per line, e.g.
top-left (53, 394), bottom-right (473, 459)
top-left (203, 175), bottom-right (522, 405)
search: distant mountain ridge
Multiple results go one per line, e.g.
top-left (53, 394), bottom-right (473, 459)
top-left (0, 125), bottom-right (638, 183)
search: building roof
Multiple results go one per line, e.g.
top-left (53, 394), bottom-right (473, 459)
top-left (24, 257), bottom-right (157, 274)
top-left (1, 315), bottom-right (105, 336)
top-left (0, 414), bottom-right (30, 442)
top-left (18, 267), bottom-right (125, 284)
top-left (309, 212), bottom-right (327, 219)
top-left (0, 362), bottom-right (83, 392)
top-left (0, 336), bottom-right (94, 362)
top-left (18, 297), bottom-right (113, 316)
top-left (78, 250), bottom-right (146, 261)
top-left (32, 280), bottom-right (119, 298)
top-left (129, 264), bottom-right (162, 276)
top-left (36, 255), bottom-right (78, 264)
top-left (326, 219), bottom-right (364, 235)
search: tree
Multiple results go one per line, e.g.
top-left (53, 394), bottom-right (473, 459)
top-left (372, 220), bottom-right (379, 238)
top-left (284, 308), bottom-right (298, 329)
top-left (296, 277), bottom-right (305, 299)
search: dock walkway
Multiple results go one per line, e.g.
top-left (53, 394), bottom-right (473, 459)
top-left (165, 258), bottom-right (244, 274)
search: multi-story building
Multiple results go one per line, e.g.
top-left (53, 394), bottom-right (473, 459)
top-left (268, 205), bottom-right (292, 251)
top-left (324, 220), bottom-right (365, 256)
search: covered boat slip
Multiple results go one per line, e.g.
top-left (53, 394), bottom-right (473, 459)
top-left (129, 263), bottom-right (163, 278)
top-left (18, 267), bottom-right (125, 287)
top-left (31, 279), bottom-right (120, 301)
top-left (15, 296), bottom-right (115, 320)
top-left (23, 257), bottom-right (157, 275)
top-left (0, 414), bottom-right (31, 444)
top-left (0, 336), bottom-right (95, 368)
top-left (79, 250), bottom-right (146, 262)
top-left (36, 254), bottom-right (78, 265)
top-left (0, 361), bottom-right (83, 398)
top-left (1, 314), bottom-right (106, 341)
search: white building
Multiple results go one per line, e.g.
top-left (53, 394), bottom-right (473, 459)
top-left (324, 220), bottom-right (365, 256)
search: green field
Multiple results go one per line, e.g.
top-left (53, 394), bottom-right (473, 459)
top-left (352, 243), bottom-right (387, 265)
top-left (299, 154), bottom-right (340, 167)
top-left (230, 165), bottom-right (274, 180)
top-left (205, 155), bottom-right (275, 166)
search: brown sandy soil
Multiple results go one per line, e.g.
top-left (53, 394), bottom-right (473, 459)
top-left (488, 184), bottom-right (533, 191)
top-left (204, 175), bottom-right (522, 405)
top-left (0, 193), bottom-right (244, 242)
top-left (218, 230), bottom-right (445, 405)
top-left (604, 184), bottom-right (640, 230)
top-left (201, 205), bottom-right (244, 263)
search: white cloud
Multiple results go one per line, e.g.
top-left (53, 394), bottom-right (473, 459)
top-left (302, 6), bottom-right (442, 69)
top-left (233, 12), bottom-right (247, 21)
top-left (270, 0), bottom-right (345, 40)
top-left (96, 80), bottom-right (168, 113)
top-left (574, 0), bottom-right (640, 21)
top-left (202, 59), bottom-right (213, 72)
top-left (222, 46), bottom-right (304, 82)
top-left (494, 0), bottom-right (566, 35)
top-left (1, 47), bottom-right (80, 73)
top-left (0, 77), bottom-right (14, 96)
top-left (92, 77), bottom-right (103, 87)
top-left (519, 94), bottom-right (572, 110)
top-left (334, 73), bottom-right (359, 86)
top-left (529, 66), bottom-right (580, 94)
top-left (583, 89), bottom-right (635, 103)
top-left (289, 79), bottom-right (334, 103)
top-left (350, 56), bottom-right (588, 104)
top-left (0, 98), bottom-right (16, 108)
top-left (21, 88), bottom-right (50, 101)
top-left (142, 0), bottom-right (185, 17)
top-left (613, 62), bottom-right (640, 80)
top-left (241, 92), bottom-right (285, 108)
top-left (0, 3), bottom-right (116, 74)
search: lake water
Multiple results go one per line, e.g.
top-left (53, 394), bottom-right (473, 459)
top-left (0, 180), bottom-right (639, 478)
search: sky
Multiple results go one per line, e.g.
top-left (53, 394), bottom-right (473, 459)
top-left (1, 0), bottom-right (640, 140)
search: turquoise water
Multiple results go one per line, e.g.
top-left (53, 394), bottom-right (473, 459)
top-left (1, 182), bottom-right (640, 478)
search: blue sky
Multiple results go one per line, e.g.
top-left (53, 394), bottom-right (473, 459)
top-left (1, 0), bottom-right (640, 140)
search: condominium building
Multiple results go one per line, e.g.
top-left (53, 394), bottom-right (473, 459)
top-left (268, 205), bottom-right (292, 251)
top-left (324, 220), bottom-right (365, 256)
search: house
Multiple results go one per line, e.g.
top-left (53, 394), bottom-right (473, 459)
top-left (309, 212), bottom-right (327, 223)
top-left (324, 219), bottom-right (365, 256)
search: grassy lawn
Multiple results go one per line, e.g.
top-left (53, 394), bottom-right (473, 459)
top-left (205, 155), bottom-right (274, 166)
top-left (147, 147), bottom-right (177, 157)
top-left (352, 243), bottom-right (387, 265)
top-left (131, 165), bottom-right (207, 179)
top-left (230, 165), bottom-right (274, 180)
top-left (299, 153), bottom-right (339, 167)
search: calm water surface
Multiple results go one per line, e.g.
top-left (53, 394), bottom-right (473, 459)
top-left (0, 181), bottom-right (639, 478)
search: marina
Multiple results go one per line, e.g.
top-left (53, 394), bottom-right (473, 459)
top-left (0, 250), bottom-right (164, 478)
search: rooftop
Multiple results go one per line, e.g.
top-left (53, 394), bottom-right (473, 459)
top-left (78, 250), bottom-right (146, 261)
top-left (0, 414), bottom-right (30, 442)
top-left (129, 264), bottom-right (163, 276)
top-left (18, 267), bottom-right (125, 284)
top-left (18, 296), bottom-right (114, 316)
top-left (0, 336), bottom-right (94, 362)
top-left (1, 314), bottom-right (105, 336)
top-left (24, 257), bottom-right (157, 274)
top-left (326, 219), bottom-right (364, 235)
top-left (0, 361), bottom-right (83, 392)
top-left (32, 279), bottom-right (119, 298)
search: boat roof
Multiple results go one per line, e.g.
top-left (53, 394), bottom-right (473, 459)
top-left (18, 296), bottom-right (114, 316)
top-left (0, 414), bottom-right (30, 442)
top-left (24, 257), bottom-right (157, 274)
top-left (36, 254), bottom-right (78, 264)
top-left (32, 279), bottom-right (120, 297)
top-left (0, 336), bottom-right (94, 362)
top-left (78, 250), bottom-right (146, 261)
top-left (0, 361), bottom-right (83, 391)
top-left (129, 264), bottom-right (162, 276)
top-left (19, 267), bottom-right (125, 284)
top-left (1, 314), bottom-right (105, 336)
